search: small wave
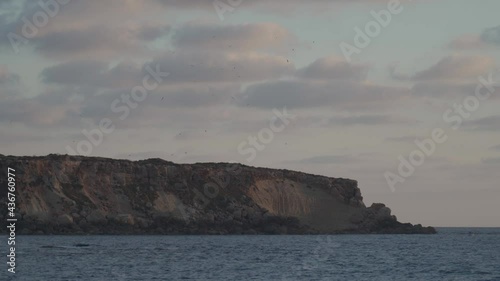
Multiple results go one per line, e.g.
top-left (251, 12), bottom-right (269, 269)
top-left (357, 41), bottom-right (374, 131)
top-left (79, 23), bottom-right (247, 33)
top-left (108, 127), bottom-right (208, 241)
top-left (73, 243), bottom-right (91, 247)
top-left (40, 245), bottom-right (73, 249)
top-left (40, 244), bottom-right (91, 250)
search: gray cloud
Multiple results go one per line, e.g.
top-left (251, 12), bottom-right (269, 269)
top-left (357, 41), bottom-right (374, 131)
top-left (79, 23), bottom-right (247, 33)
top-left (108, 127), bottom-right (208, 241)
top-left (465, 115), bottom-right (500, 131)
top-left (448, 34), bottom-right (489, 50)
top-left (135, 24), bottom-right (171, 41)
top-left (0, 97), bottom-right (75, 126)
top-left (328, 115), bottom-right (410, 126)
top-left (0, 67), bottom-right (20, 85)
top-left (0, 0), bottom-right (18, 10)
top-left (393, 56), bottom-right (495, 81)
top-left (239, 80), bottom-right (409, 109)
top-left (40, 60), bottom-right (108, 85)
top-left (481, 25), bottom-right (500, 46)
top-left (32, 24), bottom-right (170, 59)
top-left (0, 0), bottom-right (401, 55)
top-left (155, 0), bottom-right (390, 10)
top-left (411, 75), bottom-right (500, 100)
top-left (0, 67), bottom-right (22, 100)
top-left (296, 57), bottom-right (368, 81)
top-left (449, 26), bottom-right (500, 50)
top-left (481, 157), bottom-right (500, 165)
top-left (385, 136), bottom-right (418, 143)
top-left (0, 1), bottom-right (169, 57)
top-left (173, 22), bottom-right (296, 51)
top-left (293, 154), bottom-right (363, 165)
top-left (287, 113), bottom-right (412, 129)
top-left (411, 81), bottom-right (477, 98)
top-left (79, 84), bottom-right (239, 119)
top-left (150, 51), bottom-right (293, 83)
top-left (490, 145), bottom-right (500, 151)
top-left (1, 82), bottom-right (238, 128)
top-left (0, 131), bottom-right (51, 143)
top-left (40, 60), bottom-right (142, 88)
top-left (38, 50), bottom-right (293, 89)
top-left (153, 84), bottom-right (238, 107)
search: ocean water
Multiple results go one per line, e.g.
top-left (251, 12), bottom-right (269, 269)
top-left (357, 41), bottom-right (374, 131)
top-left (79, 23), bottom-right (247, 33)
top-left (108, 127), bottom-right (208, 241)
top-left (5, 228), bottom-right (500, 280)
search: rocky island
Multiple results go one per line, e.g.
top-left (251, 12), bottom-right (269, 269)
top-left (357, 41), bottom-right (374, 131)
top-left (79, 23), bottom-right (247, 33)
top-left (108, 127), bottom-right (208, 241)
top-left (0, 154), bottom-right (436, 235)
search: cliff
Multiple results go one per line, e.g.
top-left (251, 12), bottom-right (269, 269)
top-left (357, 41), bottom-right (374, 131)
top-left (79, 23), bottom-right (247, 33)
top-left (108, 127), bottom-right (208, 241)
top-left (0, 154), bottom-right (436, 235)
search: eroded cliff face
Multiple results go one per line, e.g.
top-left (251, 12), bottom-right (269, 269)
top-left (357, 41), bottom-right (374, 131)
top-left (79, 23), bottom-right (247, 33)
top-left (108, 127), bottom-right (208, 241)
top-left (0, 154), bottom-right (436, 234)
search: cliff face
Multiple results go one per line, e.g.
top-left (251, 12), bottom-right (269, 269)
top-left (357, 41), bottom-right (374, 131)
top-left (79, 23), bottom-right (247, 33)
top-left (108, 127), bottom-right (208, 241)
top-left (0, 154), bottom-right (435, 234)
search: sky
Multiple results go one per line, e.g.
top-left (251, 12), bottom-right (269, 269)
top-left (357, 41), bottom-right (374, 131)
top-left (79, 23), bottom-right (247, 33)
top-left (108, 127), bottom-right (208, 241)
top-left (0, 0), bottom-right (499, 227)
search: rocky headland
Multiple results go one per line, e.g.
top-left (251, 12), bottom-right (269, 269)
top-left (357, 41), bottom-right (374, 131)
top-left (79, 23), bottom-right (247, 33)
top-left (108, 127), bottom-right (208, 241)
top-left (0, 154), bottom-right (436, 235)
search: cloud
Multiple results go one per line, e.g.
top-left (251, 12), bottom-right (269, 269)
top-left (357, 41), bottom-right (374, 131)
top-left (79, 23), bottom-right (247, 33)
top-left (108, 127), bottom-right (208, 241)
top-left (391, 56), bottom-right (495, 82)
top-left (411, 81), bottom-right (477, 98)
top-left (449, 34), bottom-right (487, 50)
top-left (409, 56), bottom-right (495, 81)
top-left (1, 81), bottom-right (240, 129)
top-left (410, 73), bottom-right (500, 100)
top-left (239, 80), bottom-right (410, 109)
top-left (0, 97), bottom-right (76, 126)
top-left (490, 145), bottom-right (500, 151)
top-left (385, 136), bottom-right (418, 143)
top-left (292, 113), bottom-right (412, 129)
top-left (40, 0), bottom-right (162, 27)
top-left (292, 154), bottom-right (364, 165)
top-left (173, 22), bottom-right (296, 51)
top-left (156, 0), bottom-right (391, 11)
top-left (150, 51), bottom-right (293, 83)
top-left (0, 66), bottom-right (20, 85)
top-left (204, 55), bottom-right (374, 112)
top-left (0, 66), bottom-right (21, 100)
top-left (0, 1), bottom-right (169, 57)
top-left (328, 114), bottom-right (410, 126)
top-left (31, 24), bottom-right (170, 59)
top-left (152, 84), bottom-right (238, 107)
top-left (481, 157), bottom-right (500, 165)
top-left (0, 80), bottom-right (98, 127)
top-left (80, 84), bottom-right (238, 113)
top-left (449, 26), bottom-right (500, 50)
top-left (295, 155), bottom-right (359, 164)
top-left (5, 49), bottom-right (292, 128)
top-left (40, 60), bottom-right (143, 88)
top-left (465, 115), bottom-right (500, 131)
top-left (481, 25), bottom-right (500, 46)
top-left (41, 52), bottom-right (287, 90)
top-left (40, 60), bottom-right (108, 85)
top-left (296, 56), bottom-right (368, 81)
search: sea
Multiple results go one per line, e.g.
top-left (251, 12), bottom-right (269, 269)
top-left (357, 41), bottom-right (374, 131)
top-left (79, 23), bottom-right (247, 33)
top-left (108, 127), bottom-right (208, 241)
top-left (4, 228), bottom-right (500, 280)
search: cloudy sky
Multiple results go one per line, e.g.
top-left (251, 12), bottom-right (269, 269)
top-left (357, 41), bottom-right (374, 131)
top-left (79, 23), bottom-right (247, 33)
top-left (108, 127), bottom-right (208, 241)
top-left (1, 0), bottom-right (499, 227)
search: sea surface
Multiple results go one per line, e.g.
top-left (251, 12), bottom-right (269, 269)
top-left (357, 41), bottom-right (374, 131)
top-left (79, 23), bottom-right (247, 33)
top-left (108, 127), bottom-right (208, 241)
top-left (4, 228), bottom-right (500, 280)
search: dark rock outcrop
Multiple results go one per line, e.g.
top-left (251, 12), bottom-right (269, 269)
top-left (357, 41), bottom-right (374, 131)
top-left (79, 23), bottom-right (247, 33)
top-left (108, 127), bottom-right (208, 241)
top-left (0, 154), bottom-right (436, 235)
